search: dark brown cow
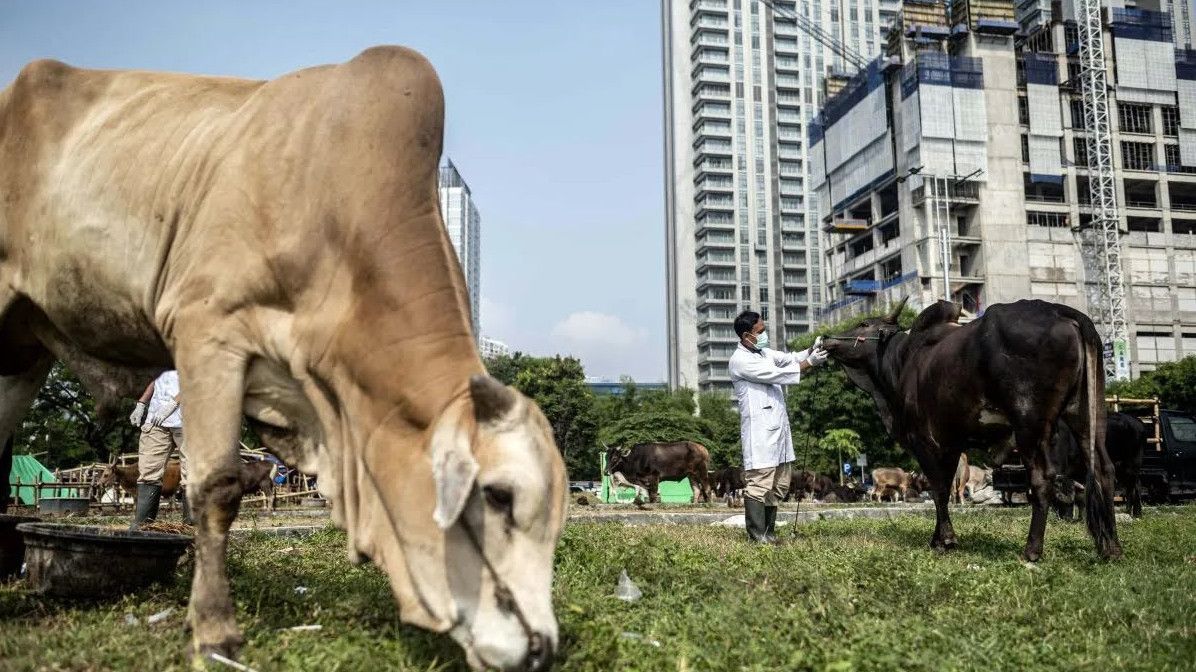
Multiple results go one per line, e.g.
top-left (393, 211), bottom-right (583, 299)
top-left (784, 470), bottom-right (834, 501)
top-left (238, 459), bottom-right (278, 512)
top-left (824, 298), bottom-right (1121, 561)
top-left (713, 467), bottom-right (746, 505)
top-left (1050, 411), bottom-right (1147, 519)
top-left (604, 442), bottom-right (712, 504)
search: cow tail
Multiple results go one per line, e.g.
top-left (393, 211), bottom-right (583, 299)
top-left (1076, 312), bottom-right (1120, 559)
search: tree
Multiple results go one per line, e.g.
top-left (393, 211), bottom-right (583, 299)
top-left (1108, 356), bottom-right (1196, 414)
top-left (493, 355), bottom-right (600, 479)
top-left (597, 410), bottom-right (715, 457)
top-left (814, 428), bottom-right (864, 478)
top-left (14, 363), bottom-right (139, 468)
top-left (697, 392), bottom-right (741, 469)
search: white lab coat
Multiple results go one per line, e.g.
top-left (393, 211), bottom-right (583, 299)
top-left (728, 343), bottom-right (809, 470)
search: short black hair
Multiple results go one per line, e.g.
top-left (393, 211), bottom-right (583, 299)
top-left (734, 310), bottom-right (760, 338)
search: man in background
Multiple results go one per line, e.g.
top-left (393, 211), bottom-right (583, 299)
top-left (128, 370), bottom-right (186, 529)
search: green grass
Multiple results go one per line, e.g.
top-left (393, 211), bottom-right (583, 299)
top-left (2, 507), bottom-right (1195, 671)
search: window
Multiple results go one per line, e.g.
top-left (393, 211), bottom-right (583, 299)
top-left (1021, 135), bottom-right (1030, 163)
top-left (1074, 137), bottom-right (1089, 167)
top-left (1136, 331), bottom-right (1177, 363)
top-left (1118, 103), bottom-right (1153, 134)
top-left (1018, 96), bottom-right (1030, 125)
top-left (1027, 211), bottom-right (1069, 227)
top-left (1162, 106), bottom-right (1180, 136)
top-left (1122, 141), bottom-right (1156, 171)
top-left (1070, 99), bottom-right (1086, 129)
top-left (1169, 415), bottom-right (1196, 442)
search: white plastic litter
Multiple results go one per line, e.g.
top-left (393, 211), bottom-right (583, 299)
top-left (207, 653), bottom-right (258, 672)
top-left (615, 570), bottom-right (642, 603)
top-left (294, 586), bottom-right (309, 595)
top-left (147, 607), bottom-right (175, 625)
top-left (123, 614), bottom-right (139, 627)
top-left (620, 631), bottom-right (661, 647)
top-left (287, 624), bottom-right (323, 632)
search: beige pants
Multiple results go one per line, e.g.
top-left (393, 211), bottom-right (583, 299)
top-left (745, 463), bottom-right (792, 506)
top-left (137, 425), bottom-right (187, 485)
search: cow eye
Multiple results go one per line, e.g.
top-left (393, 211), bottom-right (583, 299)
top-left (483, 485), bottom-right (514, 513)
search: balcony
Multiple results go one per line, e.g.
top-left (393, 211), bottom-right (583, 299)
top-left (694, 83), bottom-right (731, 101)
top-left (692, 65), bottom-right (730, 83)
top-left (775, 36), bottom-right (800, 54)
top-left (694, 157), bottom-right (734, 176)
top-left (778, 146), bottom-right (804, 161)
top-left (775, 56), bottom-right (801, 72)
top-left (691, 13), bottom-right (729, 30)
top-left (693, 47), bottom-right (730, 67)
top-left (776, 74), bottom-right (801, 90)
top-left (694, 138), bottom-right (733, 157)
top-left (695, 176), bottom-right (734, 197)
top-left (693, 121), bottom-right (732, 141)
top-left (696, 253), bottom-right (736, 273)
top-left (690, 0), bottom-right (728, 11)
top-left (690, 30), bottom-right (730, 50)
top-left (695, 193), bottom-right (734, 217)
top-left (695, 215), bottom-right (735, 234)
top-left (845, 278), bottom-right (881, 295)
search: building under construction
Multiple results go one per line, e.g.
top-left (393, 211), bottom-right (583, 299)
top-left (813, 0), bottom-right (1196, 376)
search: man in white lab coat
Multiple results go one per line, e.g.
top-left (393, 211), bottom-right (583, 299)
top-left (729, 310), bottom-right (828, 543)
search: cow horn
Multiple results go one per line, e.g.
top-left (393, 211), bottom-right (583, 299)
top-left (886, 296), bottom-right (909, 323)
top-left (469, 374), bottom-right (516, 423)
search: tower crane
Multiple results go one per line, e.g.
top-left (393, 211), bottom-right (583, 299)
top-left (1075, 0), bottom-right (1130, 380)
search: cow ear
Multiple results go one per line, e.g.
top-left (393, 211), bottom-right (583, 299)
top-left (429, 419), bottom-right (479, 530)
top-left (470, 374), bottom-right (516, 423)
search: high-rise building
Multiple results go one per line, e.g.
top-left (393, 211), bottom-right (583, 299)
top-left (1017, 0), bottom-right (1193, 49)
top-left (663, 0), bottom-right (888, 392)
top-left (479, 336), bottom-right (511, 359)
top-left (814, 0), bottom-right (1196, 377)
top-left (439, 159), bottom-right (481, 336)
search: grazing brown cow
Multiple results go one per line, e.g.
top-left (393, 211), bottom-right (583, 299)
top-left (713, 467), bottom-right (746, 506)
top-left (100, 461), bottom-right (182, 500)
top-left (950, 454), bottom-right (969, 504)
top-left (870, 467), bottom-right (910, 502)
top-left (785, 470), bottom-right (834, 501)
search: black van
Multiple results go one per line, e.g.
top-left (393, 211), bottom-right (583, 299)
top-left (1141, 410), bottom-right (1196, 501)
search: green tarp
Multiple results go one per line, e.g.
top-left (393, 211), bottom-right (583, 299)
top-left (599, 452), bottom-right (695, 503)
top-left (7, 454), bottom-right (77, 505)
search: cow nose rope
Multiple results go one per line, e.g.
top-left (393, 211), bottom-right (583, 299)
top-left (458, 495), bottom-right (539, 650)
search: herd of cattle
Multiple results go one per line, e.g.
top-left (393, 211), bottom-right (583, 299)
top-left (606, 407), bottom-right (1149, 520)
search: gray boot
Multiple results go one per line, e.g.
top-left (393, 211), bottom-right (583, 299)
top-left (130, 483), bottom-right (162, 530)
top-left (744, 498), bottom-right (767, 543)
top-left (180, 488), bottom-right (194, 526)
top-left (764, 506), bottom-right (780, 544)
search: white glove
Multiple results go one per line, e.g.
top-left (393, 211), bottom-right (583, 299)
top-left (814, 336), bottom-right (824, 350)
top-left (148, 402), bottom-right (179, 428)
top-left (129, 402), bottom-right (147, 428)
top-left (807, 347), bottom-right (829, 367)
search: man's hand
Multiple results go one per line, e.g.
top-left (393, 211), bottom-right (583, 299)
top-left (129, 402), bottom-right (147, 428)
top-left (147, 402), bottom-right (179, 428)
top-left (807, 347), bottom-right (829, 367)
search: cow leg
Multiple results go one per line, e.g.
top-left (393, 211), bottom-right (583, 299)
top-left (645, 475), bottom-right (660, 504)
top-left (174, 345), bottom-right (249, 660)
top-left (1020, 428), bottom-right (1056, 563)
top-left (927, 452), bottom-right (960, 551)
top-left (1116, 463), bottom-right (1141, 518)
top-left (0, 357), bottom-right (53, 513)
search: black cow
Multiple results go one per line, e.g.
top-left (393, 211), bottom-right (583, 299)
top-left (713, 467), bottom-right (746, 504)
top-left (823, 298), bottom-right (1121, 562)
top-left (784, 470), bottom-right (834, 502)
top-left (604, 442), bottom-right (712, 504)
top-left (1050, 411), bottom-right (1147, 519)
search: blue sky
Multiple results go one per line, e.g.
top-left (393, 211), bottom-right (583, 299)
top-left (0, 1), bottom-right (666, 381)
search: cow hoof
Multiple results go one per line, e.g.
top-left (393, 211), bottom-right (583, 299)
top-left (191, 635), bottom-right (244, 668)
top-left (1020, 549), bottom-right (1041, 563)
top-left (930, 536), bottom-right (957, 553)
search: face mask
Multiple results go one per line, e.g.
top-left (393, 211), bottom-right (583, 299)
top-left (752, 330), bottom-right (770, 350)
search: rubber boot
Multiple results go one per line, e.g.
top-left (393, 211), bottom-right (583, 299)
top-left (180, 488), bottom-right (194, 526)
top-left (130, 483), bottom-right (162, 531)
top-left (764, 505), bottom-right (780, 544)
top-left (744, 498), bottom-right (767, 543)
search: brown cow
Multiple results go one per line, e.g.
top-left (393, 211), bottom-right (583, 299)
top-left (238, 459), bottom-right (278, 513)
top-left (870, 467), bottom-right (910, 502)
top-left (950, 454), bottom-right (969, 504)
top-left (99, 461), bottom-right (182, 500)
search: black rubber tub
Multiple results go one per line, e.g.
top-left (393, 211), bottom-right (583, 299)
top-left (0, 514), bottom-right (41, 580)
top-left (16, 523), bottom-right (192, 597)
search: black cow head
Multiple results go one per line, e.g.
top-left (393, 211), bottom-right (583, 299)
top-left (603, 444), bottom-right (624, 474)
top-left (822, 296), bottom-right (907, 367)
